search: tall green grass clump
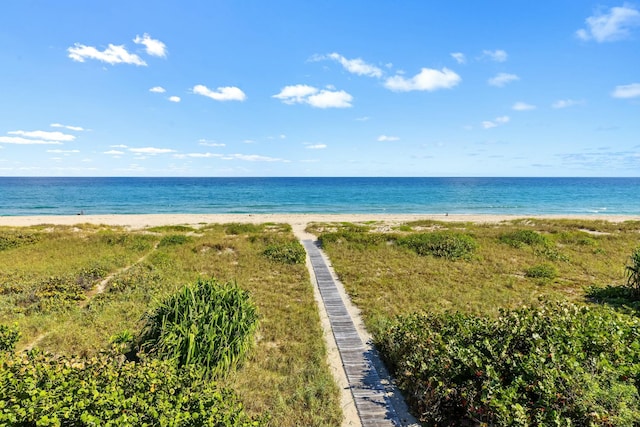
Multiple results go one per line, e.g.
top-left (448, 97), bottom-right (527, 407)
top-left (138, 278), bottom-right (258, 378)
top-left (377, 302), bottom-right (640, 426)
top-left (499, 229), bottom-right (548, 248)
top-left (398, 232), bottom-right (477, 260)
top-left (626, 247), bottom-right (640, 298)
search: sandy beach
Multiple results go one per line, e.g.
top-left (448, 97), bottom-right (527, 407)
top-left (0, 213), bottom-right (637, 230)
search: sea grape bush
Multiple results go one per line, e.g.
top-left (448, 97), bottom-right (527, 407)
top-left (138, 278), bottom-right (258, 378)
top-left (0, 230), bottom-right (40, 251)
top-left (0, 349), bottom-right (262, 426)
top-left (376, 302), bottom-right (640, 426)
top-left (0, 324), bottom-right (19, 352)
top-left (263, 242), bottom-right (306, 264)
top-left (398, 232), bottom-right (478, 260)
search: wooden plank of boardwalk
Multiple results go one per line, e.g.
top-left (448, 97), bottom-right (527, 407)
top-left (302, 240), bottom-right (402, 427)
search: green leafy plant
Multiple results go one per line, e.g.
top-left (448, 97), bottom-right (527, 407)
top-left (263, 242), bottom-right (306, 264)
top-left (158, 234), bottom-right (192, 247)
top-left (0, 230), bottom-right (40, 251)
top-left (0, 350), bottom-right (262, 426)
top-left (499, 229), bottom-right (548, 248)
top-left (225, 223), bottom-right (263, 235)
top-left (625, 247), bottom-right (640, 298)
top-left (524, 264), bottom-right (557, 280)
top-left (377, 302), bottom-right (640, 426)
top-left (0, 324), bottom-right (20, 352)
top-left (398, 232), bottom-right (478, 260)
top-left (138, 278), bottom-right (258, 378)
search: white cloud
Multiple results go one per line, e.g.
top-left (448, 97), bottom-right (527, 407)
top-left (198, 139), bottom-right (226, 147)
top-left (451, 52), bottom-right (466, 64)
top-left (512, 102), bottom-right (536, 111)
top-left (322, 53), bottom-right (383, 78)
top-left (307, 90), bottom-right (353, 108)
top-left (168, 96), bottom-right (181, 103)
top-left (192, 84), bottom-right (246, 101)
top-left (576, 5), bottom-right (640, 42)
top-left (128, 147), bottom-right (176, 154)
top-left (174, 152), bottom-right (222, 159)
top-left (377, 135), bottom-right (400, 142)
top-left (229, 154), bottom-right (286, 162)
top-left (488, 72), bottom-right (519, 87)
top-left (552, 99), bottom-right (584, 109)
top-left (0, 136), bottom-right (63, 145)
top-left (110, 144), bottom-right (128, 148)
top-left (272, 84), bottom-right (318, 104)
top-left (482, 49), bottom-right (508, 62)
top-left (355, 116), bottom-right (370, 121)
top-left (149, 86), bottom-right (166, 93)
top-left (104, 150), bottom-right (124, 155)
top-left (482, 116), bottom-right (510, 129)
top-left (133, 33), bottom-right (167, 57)
top-left (46, 149), bottom-right (80, 153)
top-left (384, 67), bottom-right (461, 92)
top-left (8, 130), bottom-right (75, 141)
top-left (68, 43), bottom-right (146, 66)
top-left (305, 144), bottom-right (327, 149)
top-left (611, 83), bottom-right (640, 98)
top-left (50, 123), bottom-right (84, 131)
top-left (273, 85), bottom-right (353, 108)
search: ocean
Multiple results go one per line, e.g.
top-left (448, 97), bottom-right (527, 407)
top-left (0, 177), bottom-right (638, 216)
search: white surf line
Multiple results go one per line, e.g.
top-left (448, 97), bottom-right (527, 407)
top-left (294, 225), bottom-right (418, 427)
top-left (21, 244), bottom-right (159, 352)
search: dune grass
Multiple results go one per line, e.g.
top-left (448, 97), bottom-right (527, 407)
top-left (308, 218), bottom-right (640, 334)
top-left (0, 223), bottom-right (340, 426)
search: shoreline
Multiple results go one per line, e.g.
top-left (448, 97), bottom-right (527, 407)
top-left (0, 213), bottom-right (638, 229)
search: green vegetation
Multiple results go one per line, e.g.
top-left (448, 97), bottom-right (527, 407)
top-left (397, 232), bottom-right (478, 260)
top-left (625, 247), bottom-right (640, 298)
top-left (0, 223), bottom-right (340, 426)
top-left (262, 241), bottom-right (306, 264)
top-left (310, 219), bottom-right (640, 425)
top-left (138, 278), bottom-right (258, 378)
top-left (377, 303), bottom-right (640, 426)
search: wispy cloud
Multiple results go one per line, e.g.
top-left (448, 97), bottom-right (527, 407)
top-left (384, 68), bottom-right (461, 92)
top-left (488, 72), bottom-right (519, 87)
top-left (104, 150), bottom-right (124, 156)
top-left (173, 152), bottom-right (222, 159)
top-left (110, 144), bottom-right (128, 148)
top-left (46, 149), bottom-right (80, 153)
top-left (450, 52), bottom-right (466, 64)
top-left (482, 116), bottom-right (510, 129)
top-left (198, 139), bottom-right (226, 147)
top-left (149, 86), bottom-right (166, 93)
top-left (68, 43), bottom-right (146, 65)
top-left (133, 33), bottom-right (167, 57)
top-left (6, 130), bottom-right (76, 142)
top-left (576, 5), bottom-right (640, 42)
top-left (50, 123), bottom-right (84, 131)
top-left (0, 136), bottom-right (63, 145)
top-left (314, 52), bottom-right (383, 78)
top-left (377, 135), bottom-right (400, 142)
top-left (192, 84), bottom-right (246, 101)
top-left (305, 143), bottom-right (327, 149)
top-left (226, 154), bottom-right (287, 162)
top-left (482, 49), bottom-right (508, 62)
top-left (168, 96), bottom-right (181, 103)
top-left (552, 99), bottom-right (585, 109)
top-left (512, 102), bottom-right (536, 111)
top-left (273, 85), bottom-right (353, 108)
top-left (611, 83), bottom-right (640, 98)
top-left (128, 147), bottom-right (176, 154)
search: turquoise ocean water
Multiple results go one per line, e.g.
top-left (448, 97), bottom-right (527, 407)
top-left (0, 177), bottom-right (638, 216)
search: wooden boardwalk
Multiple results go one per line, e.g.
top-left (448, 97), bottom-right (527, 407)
top-left (302, 240), bottom-right (405, 427)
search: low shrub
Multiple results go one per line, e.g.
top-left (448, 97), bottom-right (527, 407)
top-left (0, 350), bottom-right (262, 426)
top-left (263, 242), bottom-right (306, 264)
top-left (138, 278), bottom-right (258, 378)
top-left (499, 229), bottom-right (548, 248)
top-left (0, 324), bottom-right (20, 352)
top-left (397, 232), bottom-right (477, 260)
top-left (158, 234), bottom-right (192, 247)
top-left (0, 230), bottom-right (40, 251)
top-left (319, 231), bottom-right (389, 247)
top-left (225, 223), bottom-right (263, 235)
top-left (625, 247), bottom-right (640, 298)
top-left (525, 264), bottom-right (557, 280)
top-left (376, 302), bottom-right (640, 426)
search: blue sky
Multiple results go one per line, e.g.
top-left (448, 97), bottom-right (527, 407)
top-left (1, 1), bottom-right (639, 177)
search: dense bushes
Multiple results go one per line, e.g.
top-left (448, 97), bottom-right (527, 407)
top-left (377, 303), bottom-right (640, 426)
top-left (262, 241), bottom-right (306, 264)
top-left (397, 232), bottom-right (478, 260)
top-left (499, 229), bottom-right (548, 248)
top-left (138, 278), bottom-right (258, 378)
top-left (0, 350), bottom-right (261, 426)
